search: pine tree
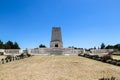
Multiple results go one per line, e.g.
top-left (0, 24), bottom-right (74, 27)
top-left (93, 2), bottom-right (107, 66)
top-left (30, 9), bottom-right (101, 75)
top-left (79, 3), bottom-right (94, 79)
top-left (101, 43), bottom-right (105, 49)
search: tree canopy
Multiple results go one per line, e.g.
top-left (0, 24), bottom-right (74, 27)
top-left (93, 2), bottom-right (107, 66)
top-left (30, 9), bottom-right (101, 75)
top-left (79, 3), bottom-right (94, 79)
top-left (100, 43), bottom-right (106, 49)
top-left (0, 40), bottom-right (20, 49)
top-left (105, 44), bottom-right (120, 50)
top-left (39, 44), bottom-right (46, 48)
top-left (99, 43), bottom-right (120, 50)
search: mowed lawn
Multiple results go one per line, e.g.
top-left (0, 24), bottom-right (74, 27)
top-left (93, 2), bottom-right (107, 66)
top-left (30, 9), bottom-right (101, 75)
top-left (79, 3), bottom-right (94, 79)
top-left (0, 56), bottom-right (120, 80)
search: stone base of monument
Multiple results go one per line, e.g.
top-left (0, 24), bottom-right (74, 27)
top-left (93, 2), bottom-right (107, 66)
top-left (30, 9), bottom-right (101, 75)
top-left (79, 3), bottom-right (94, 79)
top-left (50, 48), bottom-right (63, 55)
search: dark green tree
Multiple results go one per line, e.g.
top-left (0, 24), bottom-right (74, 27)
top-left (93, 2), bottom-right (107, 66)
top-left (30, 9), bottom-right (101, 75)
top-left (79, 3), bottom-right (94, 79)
top-left (101, 43), bottom-right (105, 49)
top-left (114, 44), bottom-right (120, 50)
top-left (105, 45), bottom-right (114, 49)
top-left (39, 44), bottom-right (46, 48)
top-left (0, 40), bottom-right (3, 49)
top-left (5, 41), bottom-right (14, 49)
top-left (13, 42), bottom-right (20, 49)
top-left (0, 40), bottom-right (20, 49)
top-left (94, 46), bottom-right (96, 49)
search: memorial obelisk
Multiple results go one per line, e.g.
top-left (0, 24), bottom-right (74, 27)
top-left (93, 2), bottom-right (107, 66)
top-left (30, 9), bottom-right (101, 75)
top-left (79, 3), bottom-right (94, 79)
top-left (50, 27), bottom-right (63, 48)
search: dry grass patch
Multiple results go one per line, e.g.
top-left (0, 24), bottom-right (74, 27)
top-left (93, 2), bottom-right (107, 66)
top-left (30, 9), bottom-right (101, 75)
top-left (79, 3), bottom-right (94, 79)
top-left (0, 56), bottom-right (6, 59)
top-left (112, 55), bottom-right (120, 60)
top-left (0, 56), bottom-right (120, 80)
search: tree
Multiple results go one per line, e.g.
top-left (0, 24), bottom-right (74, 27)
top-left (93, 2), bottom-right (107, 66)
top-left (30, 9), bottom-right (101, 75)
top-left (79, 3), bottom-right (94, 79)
top-left (5, 41), bottom-right (14, 49)
top-left (0, 40), bottom-right (20, 49)
top-left (39, 44), bottom-right (46, 48)
top-left (114, 44), bottom-right (120, 50)
top-left (101, 43), bottom-right (105, 49)
top-left (0, 40), bottom-right (3, 49)
top-left (13, 42), bottom-right (20, 49)
top-left (94, 46), bottom-right (96, 49)
top-left (105, 45), bottom-right (114, 49)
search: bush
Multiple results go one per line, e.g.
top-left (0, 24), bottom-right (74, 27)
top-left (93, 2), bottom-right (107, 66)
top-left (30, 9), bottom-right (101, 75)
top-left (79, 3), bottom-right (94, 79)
top-left (86, 55), bottom-right (90, 58)
top-left (117, 60), bottom-right (120, 62)
top-left (106, 59), bottom-right (112, 63)
top-left (1, 59), bottom-right (4, 64)
top-left (89, 55), bottom-right (99, 59)
top-left (6, 55), bottom-right (13, 59)
top-left (113, 59), bottom-right (118, 61)
top-left (92, 57), bottom-right (96, 59)
top-left (101, 59), bottom-right (106, 62)
top-left (26, 53), bottom-right (31, 57)
top-left (0, 52), bottom-right (4, 55)
top-left (5, 58), bottom-right (9, 62)
top-left (18, 53), bottom-right (25, 59)
top-left (101, 55), bottom-right (113, 62)
top-left (17, 53), bottom-right (31, 59)
top-left (116, 62), bottom-right (120, 66)
top-left (97, 57), bottom-right (102, 61)
top-left (84, 54), bottom-right (88, 57)
top-left (99, 76), bottom-right (116, 80)
top-left (83, 54), bottom-right (87, 57)
top-left (111, 60), bottom-right (117, 65)
top-left (78, 54), bottom-right (81, 56)
top-left (92, 55), bottom-right (99, 58)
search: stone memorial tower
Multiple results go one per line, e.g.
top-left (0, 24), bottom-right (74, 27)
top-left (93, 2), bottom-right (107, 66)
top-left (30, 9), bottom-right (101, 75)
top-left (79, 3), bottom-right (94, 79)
top-left (50, 27), bottom-right (63, 48)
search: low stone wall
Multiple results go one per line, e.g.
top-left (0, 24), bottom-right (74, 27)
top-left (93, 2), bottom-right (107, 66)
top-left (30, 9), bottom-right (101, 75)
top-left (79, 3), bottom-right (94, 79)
top-left (62, 48), bottom-right (81, 55)
top-left (4, 49), bottom-right (22, 55)
top-left (90, 49), bottom-right (114, 54)
top-left (28, 48), bottom-right (83, 55)
top-left (0, 48), bottom-right (84, 56)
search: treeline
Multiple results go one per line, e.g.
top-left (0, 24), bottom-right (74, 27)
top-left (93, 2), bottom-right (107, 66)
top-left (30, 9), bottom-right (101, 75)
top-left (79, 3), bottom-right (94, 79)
top-left (0, 40), bottom-right (20, 49)
top-left (100, 43), bottom-right (120, 50)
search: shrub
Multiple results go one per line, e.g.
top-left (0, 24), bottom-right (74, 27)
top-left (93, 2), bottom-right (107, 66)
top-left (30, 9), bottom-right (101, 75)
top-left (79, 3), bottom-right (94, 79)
top-left (6, 55), bottom-right (13, 59)
top-left (92, 57), bottom-right (96, 59)
top-left (86, 55), bottom-right (90, 58)
top-left (92, 55), bottom-right (99, 58)
top-left (101, 59), bottom-right (106, 62)
top-left (97, 57), bottom-right (102, 61)
top-left (78, 54), bottom-right (81, 56)
top-left (18, 53), bottom-right (25, 59)
top-left (5, 58), bottom-right (9, 62)
top-left (0, 52), bottom-right (4, 55)
top-left (1, 59), bottom-right (4, 64)
top-left (99, 76), bottom-right (116, 80)
top-left (101, 55), bottom-right (113, 62)
top-left (106, 59), bottom-right (112, 63)
top-left (26, 53), bottom-right (31, 57)
top-left (116, 62), bottom-right (120, 66)
top-left (84, 54), bottom-right (88, 57)
top-left (117, 60), bottom-right (120, 62)
top-left (89, 55), bottom-right (99, 59)
top-left (83, 54), bottom-right (87, 57)
top-left (111, 60), bottom-right (117, 65)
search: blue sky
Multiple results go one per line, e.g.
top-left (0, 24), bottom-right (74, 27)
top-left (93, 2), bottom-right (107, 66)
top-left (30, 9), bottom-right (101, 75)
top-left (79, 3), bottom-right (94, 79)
top-left (0, 0), bottom-right (120, 49)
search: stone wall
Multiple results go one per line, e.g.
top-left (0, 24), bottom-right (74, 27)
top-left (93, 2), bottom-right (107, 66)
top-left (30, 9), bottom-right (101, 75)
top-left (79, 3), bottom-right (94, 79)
top-left (0, 48), bottom-right (84, 55)
top-left (4, 49), bottom-right (22, 55)
top-left (28, 48), bottom-right (83, 55)
top-left (90, 49), bottom-right (114, 54)
top-left (28, 48), bottom-right (51, 55)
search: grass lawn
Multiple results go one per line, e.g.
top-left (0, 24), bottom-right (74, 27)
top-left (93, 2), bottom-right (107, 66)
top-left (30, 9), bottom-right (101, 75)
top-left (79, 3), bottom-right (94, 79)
top-left (0, 56), bottom-right (120, 80)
